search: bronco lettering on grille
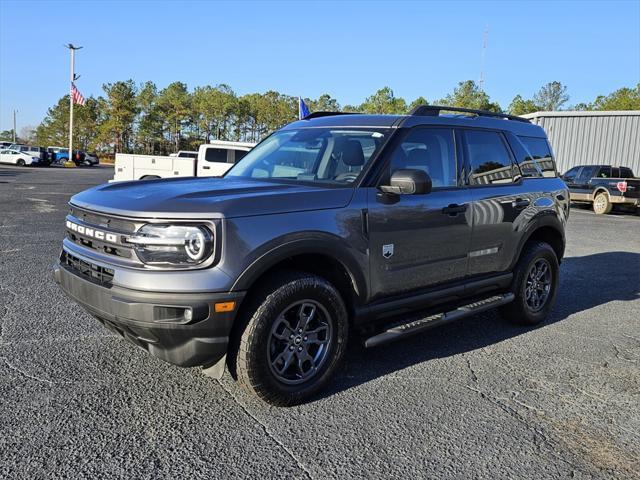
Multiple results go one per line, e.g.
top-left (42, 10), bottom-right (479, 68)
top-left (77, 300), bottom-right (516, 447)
top-left (66, 220), bottom-right (119, 244)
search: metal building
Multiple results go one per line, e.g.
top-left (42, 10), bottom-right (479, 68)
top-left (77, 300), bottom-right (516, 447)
top-left (523, 110), bottom-right (640, 175)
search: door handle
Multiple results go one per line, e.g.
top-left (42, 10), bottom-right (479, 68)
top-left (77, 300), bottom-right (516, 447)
top-left (203, 166), bottom-right (210, 170)
top-left (442, 203), bottom-right (467, 216)
top-left (512, 198), bottom-right (530, 209)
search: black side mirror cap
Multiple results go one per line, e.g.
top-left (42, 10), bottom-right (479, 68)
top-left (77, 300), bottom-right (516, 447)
top-left (380, 169), bottom-right (432, 195)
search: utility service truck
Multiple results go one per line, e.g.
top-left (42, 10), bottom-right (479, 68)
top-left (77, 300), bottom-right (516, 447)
top-left (113, 140), bottom-right (255, 181)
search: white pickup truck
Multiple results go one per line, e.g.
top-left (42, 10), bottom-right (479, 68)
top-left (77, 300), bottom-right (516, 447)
top-left (112, 140), bottom-right (255, 181)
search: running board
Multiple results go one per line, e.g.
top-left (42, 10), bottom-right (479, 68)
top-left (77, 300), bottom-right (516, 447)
top-left (364, 293), bottom-right (515, 348)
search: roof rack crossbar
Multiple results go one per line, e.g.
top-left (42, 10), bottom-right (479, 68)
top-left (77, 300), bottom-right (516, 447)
top-left (409, 105), bottom-right (530, 123)
top-left (302, 111), bottom-right (356, 120)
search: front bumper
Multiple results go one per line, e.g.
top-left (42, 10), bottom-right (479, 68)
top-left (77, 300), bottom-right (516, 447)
top-left (54, 261), bottom-right (245, 368)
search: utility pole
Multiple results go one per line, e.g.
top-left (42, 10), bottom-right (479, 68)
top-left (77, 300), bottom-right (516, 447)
top-left (65, 43), bottom-right (82, 164)
top-left (12, 110), bottom-right (17, 142)
top-left (479, 26), bottom-right (489, 91)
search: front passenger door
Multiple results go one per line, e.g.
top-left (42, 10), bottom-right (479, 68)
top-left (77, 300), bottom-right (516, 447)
top-left (367, 127), bottom-right (472, 298)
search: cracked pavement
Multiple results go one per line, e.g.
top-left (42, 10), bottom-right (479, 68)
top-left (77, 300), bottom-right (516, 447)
top-left (1, 165), bottom-right (639, 479)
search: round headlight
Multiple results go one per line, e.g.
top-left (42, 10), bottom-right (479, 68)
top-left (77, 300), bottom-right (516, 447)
top-left (185, 228), bottom-right (206, 261)
top-left (126, 224), bottom-right (214, 267)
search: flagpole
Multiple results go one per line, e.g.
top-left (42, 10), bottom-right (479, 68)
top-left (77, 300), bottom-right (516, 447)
top-left (65, 44), bottom-right (82, 165)
top-left (69, 47), bottom-right (74, 163)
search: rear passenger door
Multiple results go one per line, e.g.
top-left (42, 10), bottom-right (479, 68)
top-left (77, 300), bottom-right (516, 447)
top-left (462, 129), bottom-right (530, 276)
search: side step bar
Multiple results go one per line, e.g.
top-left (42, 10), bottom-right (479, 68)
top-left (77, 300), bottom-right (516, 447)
top-left (364, 293), bottom-right (515, 348)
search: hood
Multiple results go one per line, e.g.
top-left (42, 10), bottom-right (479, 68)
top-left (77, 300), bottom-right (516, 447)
top-left (70, 176), bottom-right (354, 219)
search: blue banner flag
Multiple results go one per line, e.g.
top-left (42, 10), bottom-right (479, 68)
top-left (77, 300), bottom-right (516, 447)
top-left (298, 97), bottom-right (310, 119)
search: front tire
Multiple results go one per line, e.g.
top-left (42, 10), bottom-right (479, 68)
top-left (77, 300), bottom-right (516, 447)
top-left (593, 192), bottom-right (612, 214)
top-left (501, 242), bottom-right (559, 326)
top-left (233, 271), bottom-right (348, 406)
top-left (16, 159), bottom-right (26, 167)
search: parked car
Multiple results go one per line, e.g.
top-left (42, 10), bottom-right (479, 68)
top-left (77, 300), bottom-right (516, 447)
top-left (48, 146), bottom-right (67, 158)
top-left (48, 147), bottom-right (70, 162)
top-left (0, 148), bottom-right (41, 166)
top-left (561, 165), bottom-right (640, 214)
top-left (7, 144), bottom-right (50, 165)
top-left (54, 106), bottom-right (568, 406)
top-left (50, 148), bottom-right (88, 165)
top-left (112, 140), bottom-right (255, 181)
top-left (79, 151), bottom-right (98, 166)
top-left (0, 141), bottom-right (13, 148)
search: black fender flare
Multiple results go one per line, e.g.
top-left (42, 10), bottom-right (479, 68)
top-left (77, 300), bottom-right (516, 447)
top-left (510, 212), bottom-right (566, 269)
top-left (230, 233), bottom-right (368, 302)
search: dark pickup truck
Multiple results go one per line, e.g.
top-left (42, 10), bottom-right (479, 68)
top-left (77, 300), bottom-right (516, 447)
top-left (562, 165), bottom-right (640, 214)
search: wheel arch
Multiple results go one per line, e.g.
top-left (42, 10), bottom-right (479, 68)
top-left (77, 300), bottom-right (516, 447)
top-left (593, 187), bottom-right (610, 200)
top-left (231, 238), bottom-right (367, 318)
top-left (511, 217), bottom-right (565, 268)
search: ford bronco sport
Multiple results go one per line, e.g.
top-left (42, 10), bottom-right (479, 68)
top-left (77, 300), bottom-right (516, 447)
top-left (54, 106), bottom-right (569, 406)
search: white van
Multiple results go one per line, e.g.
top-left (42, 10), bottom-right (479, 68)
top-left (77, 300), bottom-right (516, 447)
top-left (112, 140), bottom-right (255, 182)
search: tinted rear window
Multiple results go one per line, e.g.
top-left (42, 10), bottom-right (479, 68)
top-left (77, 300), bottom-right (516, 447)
top-left (464, 130), bottom-right (516, 185)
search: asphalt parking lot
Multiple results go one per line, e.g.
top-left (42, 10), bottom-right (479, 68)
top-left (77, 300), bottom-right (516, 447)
top-left (1, 164), bottom-right (638, 479)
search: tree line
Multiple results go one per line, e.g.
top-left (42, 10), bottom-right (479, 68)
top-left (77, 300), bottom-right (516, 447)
top-left (6, 80), bottom-right (638, 154)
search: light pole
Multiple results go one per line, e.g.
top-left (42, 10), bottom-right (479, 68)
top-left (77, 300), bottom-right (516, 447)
top-left (65, 43), bottom-right (82, 164)
top-left (12, 109), bottom-right (17, 142)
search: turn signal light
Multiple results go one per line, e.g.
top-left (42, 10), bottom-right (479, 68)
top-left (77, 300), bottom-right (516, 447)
top-left (214, 301), bottom-right (236, 313)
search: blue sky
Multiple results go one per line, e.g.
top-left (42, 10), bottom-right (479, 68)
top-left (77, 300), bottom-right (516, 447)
top-left (1, 0), bottom-right (639, 131)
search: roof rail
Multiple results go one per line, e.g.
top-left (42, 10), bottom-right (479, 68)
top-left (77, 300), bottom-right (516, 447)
top-left (409, 105), bottom-right (530, 123)
top-left (302, 111), bottom-right (356, 120)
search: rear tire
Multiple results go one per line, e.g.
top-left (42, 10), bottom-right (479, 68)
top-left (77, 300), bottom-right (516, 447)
top-left (501, 242), bottom-right (559, 326)
top-left (232, 271), bottom-right (348, 406)
top-left (593, 192), bottom-right (612, 214)
top-left (16, 159), bottom-right (25, 167)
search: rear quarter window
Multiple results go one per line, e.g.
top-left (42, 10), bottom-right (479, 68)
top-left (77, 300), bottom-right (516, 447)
top-left (620, 167), bottom-right (634, 179)
top-left (517, 136), bottom-right (557, 178)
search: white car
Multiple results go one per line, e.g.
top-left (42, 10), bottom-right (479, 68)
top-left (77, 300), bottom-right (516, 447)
top-left (0, 149), bottom-right (40, 166)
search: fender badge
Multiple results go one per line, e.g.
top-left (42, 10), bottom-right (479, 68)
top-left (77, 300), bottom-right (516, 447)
top-left (382, 244), bottom-right (394, 259)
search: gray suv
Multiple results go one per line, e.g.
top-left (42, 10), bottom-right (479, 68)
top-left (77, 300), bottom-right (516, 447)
top-left (54, 106), bottom-right (569, 405)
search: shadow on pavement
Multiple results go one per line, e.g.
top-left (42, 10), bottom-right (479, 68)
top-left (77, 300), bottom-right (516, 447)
top-left (322, 251), bottom-right (640, 399)
top-left (0, 168), bottom-right (26, 177)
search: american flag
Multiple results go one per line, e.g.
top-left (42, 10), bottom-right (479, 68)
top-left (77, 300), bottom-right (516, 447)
top-left (71, 83), bottom-right (86, 106)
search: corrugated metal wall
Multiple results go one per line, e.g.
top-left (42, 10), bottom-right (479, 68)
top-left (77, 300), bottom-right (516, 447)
top-left (526, 112), bottom-right (640, 175)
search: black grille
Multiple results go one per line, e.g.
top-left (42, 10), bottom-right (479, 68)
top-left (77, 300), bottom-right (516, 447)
top-left (60, 251), bottom-right (114, 288)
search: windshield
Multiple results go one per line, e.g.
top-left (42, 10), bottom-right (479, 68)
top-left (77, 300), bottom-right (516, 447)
top-left (226, 128), bottom-right (390, 185)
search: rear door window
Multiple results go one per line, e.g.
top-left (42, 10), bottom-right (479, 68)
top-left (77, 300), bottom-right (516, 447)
top-left (463, 130), bottom-right (516, 185)
top-left (204, 148), bottom-right (229, 163)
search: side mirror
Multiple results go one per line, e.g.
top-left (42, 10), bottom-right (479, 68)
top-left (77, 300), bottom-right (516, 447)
top-left (380, 169), bottom-right (432, 195)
